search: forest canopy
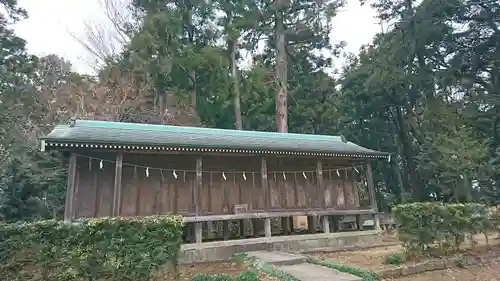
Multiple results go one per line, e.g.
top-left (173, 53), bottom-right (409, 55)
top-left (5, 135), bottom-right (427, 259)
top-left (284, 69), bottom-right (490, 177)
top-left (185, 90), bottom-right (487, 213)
top-left (0, 0), bottom-right (499, 221)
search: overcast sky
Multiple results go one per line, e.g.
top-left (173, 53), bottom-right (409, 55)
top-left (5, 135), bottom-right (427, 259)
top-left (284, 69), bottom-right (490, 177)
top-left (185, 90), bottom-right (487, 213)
top-left (13, 0), bottom-right (381, 75)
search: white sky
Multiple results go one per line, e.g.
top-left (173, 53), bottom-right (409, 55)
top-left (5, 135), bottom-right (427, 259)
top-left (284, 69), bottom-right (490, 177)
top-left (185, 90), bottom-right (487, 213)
top-left (13, 0), bottom-right (380, 75)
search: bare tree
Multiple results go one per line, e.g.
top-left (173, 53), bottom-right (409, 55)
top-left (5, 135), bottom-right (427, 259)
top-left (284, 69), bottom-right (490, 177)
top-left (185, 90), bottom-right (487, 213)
top-left (70, 0), bottom-right (135, 71)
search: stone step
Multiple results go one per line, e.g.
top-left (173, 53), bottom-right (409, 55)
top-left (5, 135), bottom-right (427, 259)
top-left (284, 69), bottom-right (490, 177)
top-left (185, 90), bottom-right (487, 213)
top-left (280, 263), bottom-right (362, 281)
top-left (245, 250), bottom-right (307, 266)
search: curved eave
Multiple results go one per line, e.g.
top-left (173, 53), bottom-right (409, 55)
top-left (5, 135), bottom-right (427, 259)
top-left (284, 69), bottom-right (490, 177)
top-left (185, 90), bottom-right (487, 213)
top-left (40, 140), bottom-right (390, 159)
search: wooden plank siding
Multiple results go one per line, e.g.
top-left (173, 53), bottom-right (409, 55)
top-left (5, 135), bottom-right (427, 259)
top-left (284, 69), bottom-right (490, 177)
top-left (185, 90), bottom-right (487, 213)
top-left (72, 152), bottom-right (367, 219)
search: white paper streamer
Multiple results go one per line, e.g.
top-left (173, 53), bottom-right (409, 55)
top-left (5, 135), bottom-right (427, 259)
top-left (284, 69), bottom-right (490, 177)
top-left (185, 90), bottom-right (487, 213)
top-left (173, 170), bottom-right (178, 179)
top-left (283, 172), bottom-right (286, 180)
top-left (146, 167), bottom-right (149, 177)
top-left (354, 167), bottom-right (359, 173)
top-left (243, 172), bottom-right (247, 180)
top-left (222, 172), bottom-right (227, 180)
top-left (336, 169), bottom-right (340, 177)
top-left (99, 160), bottom-right (103, 169)
top-left (302, 172), bottom-right (307, 179)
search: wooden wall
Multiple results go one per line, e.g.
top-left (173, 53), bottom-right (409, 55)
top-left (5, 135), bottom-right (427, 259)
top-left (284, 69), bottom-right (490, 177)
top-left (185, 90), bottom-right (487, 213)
top-left (72, 152), bottom-right (365, 219)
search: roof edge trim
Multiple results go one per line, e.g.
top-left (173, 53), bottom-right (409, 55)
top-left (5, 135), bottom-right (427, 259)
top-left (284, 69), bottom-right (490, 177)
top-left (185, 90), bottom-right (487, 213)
top-left (43, 140), bottom-right (390, 159)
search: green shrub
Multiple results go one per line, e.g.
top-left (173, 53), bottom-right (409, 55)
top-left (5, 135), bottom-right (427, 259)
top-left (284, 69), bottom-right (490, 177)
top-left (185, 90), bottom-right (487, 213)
top-left (236, 271), bottom-right (260, 281)
top-left (383, 253), bottom-right (406, 265)
top-left (393, 202), bottom-right (495, 256)
top-left (454, 256), bottom-right (467, 268)
top-left (0, 216), bottom-right (184, 281)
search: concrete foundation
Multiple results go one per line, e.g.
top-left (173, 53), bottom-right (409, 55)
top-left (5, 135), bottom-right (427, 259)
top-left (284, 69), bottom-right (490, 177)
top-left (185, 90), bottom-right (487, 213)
top-left (179, 230), bottom-right (381, 263)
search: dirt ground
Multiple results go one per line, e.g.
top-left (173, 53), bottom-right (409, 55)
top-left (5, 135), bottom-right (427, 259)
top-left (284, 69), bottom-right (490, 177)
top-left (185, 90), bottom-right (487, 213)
top-left (313, 234), bottom-right (500, 272)
top-left (391, 263), bottom-right (500, 281)
top-left (161, 261), bottom-right (279, 281)
top-left (313, 233), bottom-right (500, 280)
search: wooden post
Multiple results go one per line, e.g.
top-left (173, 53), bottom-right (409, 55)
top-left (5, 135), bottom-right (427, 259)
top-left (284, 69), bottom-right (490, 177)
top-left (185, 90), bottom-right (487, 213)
top-left (223, 221), bottom-right (229, 240)
top-left (373, 213), bottom-right (381, 230)
top-left (316, 160), bottom-right (325, 208)
top-left (307, 216), bottom-right (316, 233)
top-left (330, 216), bottom-right (339, 232)
top-left (112, 153), bottom-right (123, 217)
top-left (64, 153), bottom-right (77, 222)
top-left (352, 169), bottom-right (360, 208)
top-left (195, 222), bottom-right (203, 244)
top-left (261, 157), bottom-right (269, 209)
top-left (322, 216), bottom-right (330, 233)
top-left (356, 214), bottom-right (363, 231)
top-left (264, 218), bottom-right (272, 237)
top-left (366, 163), bottom-right (381, 230)
top-left (195, 157), bottom-right (202, 215)
top-left (195, 156), bottom-right (203, 243)
top-left (261, 157), bottom-right (272, 238)
top-left (313, 160), bottom-right (326, 234)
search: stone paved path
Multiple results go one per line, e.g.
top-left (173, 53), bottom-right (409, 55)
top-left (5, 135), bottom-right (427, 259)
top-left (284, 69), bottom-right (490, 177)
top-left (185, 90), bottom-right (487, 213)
top-left (245, 251), bottom-right (362, 281)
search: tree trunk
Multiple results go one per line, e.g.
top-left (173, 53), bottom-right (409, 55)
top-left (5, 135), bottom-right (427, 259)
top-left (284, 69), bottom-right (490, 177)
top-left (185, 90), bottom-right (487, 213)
top-left (189, 70), bottom-right (196, 112)
top-left (275, 8), bottom-right (287, 133)
top-left (186, 2), bottom-right (196, 113)
top-left (230, 40), bottom-right (242, 130)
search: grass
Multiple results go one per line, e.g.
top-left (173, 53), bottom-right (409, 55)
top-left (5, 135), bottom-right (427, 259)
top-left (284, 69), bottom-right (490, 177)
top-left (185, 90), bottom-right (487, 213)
top-left (235, 253), bottom-right (300, 281)
top-left (383, 252), bottom-right (406, 265)
top-left (306, 256), bottom-right (379, 281)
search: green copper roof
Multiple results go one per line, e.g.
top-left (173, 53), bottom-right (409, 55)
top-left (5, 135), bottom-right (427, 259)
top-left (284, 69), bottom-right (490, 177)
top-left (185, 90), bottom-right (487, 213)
top-left (41, 120), bottom-right (389, 158)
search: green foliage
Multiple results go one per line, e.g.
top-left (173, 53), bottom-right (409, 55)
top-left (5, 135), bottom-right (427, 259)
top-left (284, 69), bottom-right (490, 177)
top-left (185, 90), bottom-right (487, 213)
top-left (454, 255), bottom-right (467, 269)
top-left (393, 202), bottom-right (495, 256)
top-left (240, 253), bottom-right (300, 281)
top-left (191, 272), bottom-right (260, 281)
top-left (383, 253), bottom-right (406, 265)
top-left (0, 216), bottom-right (184, 281)
top-left (306, 256), bottom-right (379, 281)
top-left (254, 263), bottom-right (300, 281)
top-left (236, 271), bottom-right (260, 281)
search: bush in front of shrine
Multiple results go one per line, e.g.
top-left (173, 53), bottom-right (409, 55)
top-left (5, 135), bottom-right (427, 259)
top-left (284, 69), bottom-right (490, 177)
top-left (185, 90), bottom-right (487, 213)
top-left (393, 202), bottom-right (497, 256)
top-left (0, 215), bottom-right (184, 281)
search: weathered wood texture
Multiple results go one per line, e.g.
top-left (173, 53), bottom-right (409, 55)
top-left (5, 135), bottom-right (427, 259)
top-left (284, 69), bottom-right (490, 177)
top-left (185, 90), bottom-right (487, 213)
top-left (72, 153), bottom-right (367, 219)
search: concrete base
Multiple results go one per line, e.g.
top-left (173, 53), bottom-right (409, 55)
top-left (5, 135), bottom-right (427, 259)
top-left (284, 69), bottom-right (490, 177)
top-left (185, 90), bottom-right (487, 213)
top-left (179, 230), bottom-right (381, 263)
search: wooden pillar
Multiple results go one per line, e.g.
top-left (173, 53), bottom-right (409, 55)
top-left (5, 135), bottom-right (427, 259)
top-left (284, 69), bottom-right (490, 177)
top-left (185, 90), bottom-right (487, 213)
top-left (307, 216), bottom-right (316, 233)
top-left (355, 214), bottom-right (363, 231)
top-left (195, 156), bottom-right (203, 243)
top-left (265, 218), bottom-right (272, 237)
top-left (352, 169), bottom-right (360, 208)
top-left (318, 160), bottom-right (327, 233)
top-left (261, 157), bottom-right (269, 209)
top-left (329, 216), bottom-right (339, 232)
top-left (316, 160), bottom-right (325, 208)
top-left (322, 216), bottom-right (330, 233)
top-left (366, 163), bottom-right (381, 230)
top-left (261, 157), bottom-right (272, 238)
top-left (195, 222), bottom-right (203, 244)
top-left (64, 153), bottom-right (77, 222)
top-left (223, 221), bottom-right (230, 240)
top-left (112, 153), bottom-right (123, 217)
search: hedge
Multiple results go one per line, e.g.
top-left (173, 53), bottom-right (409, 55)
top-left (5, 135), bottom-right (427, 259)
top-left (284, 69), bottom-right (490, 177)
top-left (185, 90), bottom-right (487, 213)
top-left (0, 216), bottom-right (184, 281)
top-left (393, 202), bottom-right (498, 256)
